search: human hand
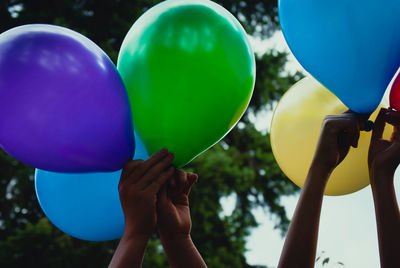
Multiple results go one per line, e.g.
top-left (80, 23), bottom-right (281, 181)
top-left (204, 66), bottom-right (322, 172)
top-left (118, 149), bottom-right (175, 238)
top-left (369, 108), bottom-right (400, 182)
top-left (311, 111), bottom-right (367, 175)
top-left (157, 170), bottom-right (198, 240)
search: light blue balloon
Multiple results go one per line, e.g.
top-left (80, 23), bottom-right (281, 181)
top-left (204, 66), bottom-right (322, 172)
top-left (279, 0), bottom-right (400, 114)
top-left (35, 134), bottom-right (148, 241)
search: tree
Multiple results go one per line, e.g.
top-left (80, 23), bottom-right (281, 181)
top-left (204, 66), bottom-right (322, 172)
top-left (0, 0), bottom-right (302, 267)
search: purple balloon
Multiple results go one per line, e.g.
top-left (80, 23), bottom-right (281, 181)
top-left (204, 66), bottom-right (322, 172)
top-left (0, 24), bottom-right (134, 172)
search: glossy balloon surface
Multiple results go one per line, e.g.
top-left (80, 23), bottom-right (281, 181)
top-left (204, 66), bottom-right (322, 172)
top-left (0, 24), bottom-right (134, 172)
top-left (270, 77), bottom-right (392, 196)
top-left (118, 0), bottom-right (255, 167)
top-left (35, 134), bottom-right (148, 241)
top-left (279, 0), bottom-right (400, 114)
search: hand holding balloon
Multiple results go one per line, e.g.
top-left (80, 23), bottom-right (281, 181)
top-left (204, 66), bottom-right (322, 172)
top-left (367, 108), bottom-right (400, 268)
top-left (110, 149), bottom-right (175, 268)
top-left (157, 170), bottom-right (207, 268)
top-left (118, 149), bottom-right (175, 238)
top-left (279, 112), bottom-right (367, 268)
top-left (270, 77), bottom-right (392, 195)
top-left (369, 108), bottom-right (400, 182)
top-left (311, 112), bottom-right (367, 176)
top-left (157, 170), bottom-right (197, 239)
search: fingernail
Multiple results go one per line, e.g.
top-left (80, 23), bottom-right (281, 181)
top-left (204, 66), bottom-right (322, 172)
top-left (168, 152), bottom-right (174, 159)
top-left (159, 148), bottom-right (168, 154)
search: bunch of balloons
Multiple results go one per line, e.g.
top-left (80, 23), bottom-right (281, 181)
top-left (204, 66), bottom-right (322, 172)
top-left (0, 0), bottom-right (255, 240)
top-left (272, 0), bottom-right (400, 195)
top-left (270, 77), bottom-right (392, 195)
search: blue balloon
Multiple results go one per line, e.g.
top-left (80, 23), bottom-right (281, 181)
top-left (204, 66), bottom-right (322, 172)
top-left (35, 134), bottom-right (149, 241)
top-left (279, 0), bottom-right (400, 114)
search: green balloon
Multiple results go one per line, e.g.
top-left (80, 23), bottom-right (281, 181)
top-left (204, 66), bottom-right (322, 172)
top-left (118, 0), bottom-right (255, 167)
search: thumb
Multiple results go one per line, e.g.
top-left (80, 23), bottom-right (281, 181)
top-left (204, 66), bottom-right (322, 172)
top-left (183, 173), bottom-right (198, 195)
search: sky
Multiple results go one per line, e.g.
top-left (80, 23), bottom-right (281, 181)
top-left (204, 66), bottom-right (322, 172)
top-left (230, 31), bottom-right (400, 268)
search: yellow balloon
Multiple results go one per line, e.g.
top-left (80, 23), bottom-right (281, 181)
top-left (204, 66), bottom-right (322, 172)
top-left (270, 77), bottom-right (392, 195)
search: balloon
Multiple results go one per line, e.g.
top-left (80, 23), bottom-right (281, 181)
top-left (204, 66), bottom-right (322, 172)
top-left (390, 72), bottom-right (400, 110)
top-left (270, 77), bottom-right (393, 196)
top-left (278, 0), bottom-right (400, 114)
top-left (118, 0), bottom-right (255, 167)
top-left (35, 134), bottom-right (148, 241)
top-left (0, 24), bottom-right (134, 172)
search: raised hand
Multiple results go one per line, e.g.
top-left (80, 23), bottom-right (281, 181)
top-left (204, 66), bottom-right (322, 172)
top-left (369, 107), bottom-right (400, 179)
top-left (109, 149), bottom-right (175, 268)
top-left (157, 170), bottom-right (198, 239)
top-left (156, 170), bottom-right (207, 268)
top-left (278, 111), bottom-right (367, 268)
top-left (119, 149), bottom-right (175, 237)
top-left (311, 111), bottom-right (367, 173)
top-left (368, 107), bottom-right (400, 268)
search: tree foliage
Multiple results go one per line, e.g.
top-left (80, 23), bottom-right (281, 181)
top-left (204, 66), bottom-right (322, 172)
top-left (0, 0), bottom-right (302, 267)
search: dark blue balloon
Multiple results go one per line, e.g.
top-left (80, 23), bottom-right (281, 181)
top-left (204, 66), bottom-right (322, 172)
top-left (35, 134), bottom-right (148, 241)
top-left (279, 0), bottom-right (400, 114)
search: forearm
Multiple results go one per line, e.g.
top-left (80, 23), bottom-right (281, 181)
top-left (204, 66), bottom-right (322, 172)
top-left (109, 234), bottom-right (150, 268)
top-left (160, 234), bottom-right (207, 268)
top-left (278, 166), bottom-right (331, 268)
top-left (370, 173), bottom-right (400, 268)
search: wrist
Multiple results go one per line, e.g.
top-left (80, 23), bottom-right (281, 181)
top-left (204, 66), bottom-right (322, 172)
top-left (370, 168), bottom-right (395, 180)
top-left (309, 159), bottom-right (335, 175)
top-left (123, 229), bottom-right (152, 242)
top-left (307, 163), bottom-right (333, 184)
top-left (369, 171), bottom-right (395, 192)
top-left (160, 232), bottom-right (192, 247)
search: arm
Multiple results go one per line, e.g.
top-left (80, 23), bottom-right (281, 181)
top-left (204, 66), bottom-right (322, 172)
top-left (157, 170), bottom-right (207, 268)
top-left (368, 108), bottom-right (400, 268)
top-left (109, 149), bottom-right (175, 268)
top-left (278, 112), bottom-right (366, 268)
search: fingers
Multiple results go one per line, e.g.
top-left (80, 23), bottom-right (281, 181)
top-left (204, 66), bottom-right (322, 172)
top-left (166, 170), bottom-right (198, 196)
top-left (119, 160), bottom-right (143, 188)
top-left (183, 172), bottom-right (198, 195)
top-left (371, 108), bottom-right (387, 143)
top-left (128, 149), bottom-right (169, 183)
top-left (147, 166), bottom-right (175, 193)
top-left (177, 170), bottom-right (187, 193)
top-left (343, 110), bottom-right (371, 131)
top-left (384, 109), bottom-right (400, 128)
top-left (346, 121), bottom-right (360, 148)
top-left (391, 125), bottom-right (400, 143)
top-left (137, 152), bottom-right (175, 189)
top-left (323, 114), bottom-right (361, 148)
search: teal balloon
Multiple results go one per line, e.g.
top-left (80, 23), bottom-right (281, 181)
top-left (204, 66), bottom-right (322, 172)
top-left (279, 0), bottom-right (400, 114)
top-left (34, 134), bottom-right (148, 241)
top-left (118, 0), bottom-right (255, 167)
